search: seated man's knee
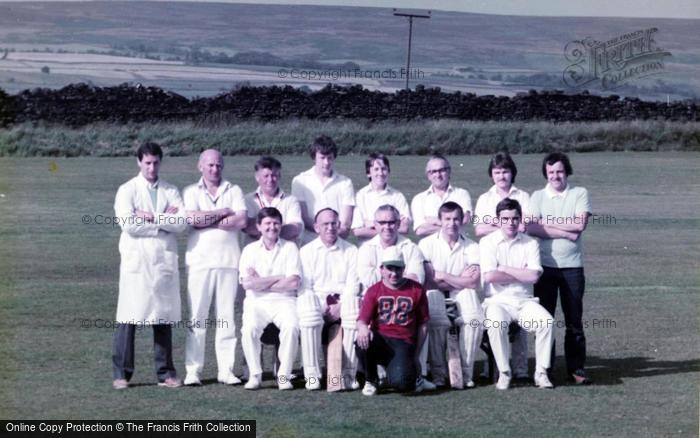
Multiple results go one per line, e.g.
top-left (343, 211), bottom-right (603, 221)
top-left (459, 309), bottom-right (484, 328)
top-left (241, 323), bottom-right (262, 339)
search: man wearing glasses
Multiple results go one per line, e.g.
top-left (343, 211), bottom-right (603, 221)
top-left (411, 154), bottom-right (473, 238)
top-left (355, 247), bottom-right (430, 396)
top-left (355, 204), bottom-right (435, 392)
top-left (357, 205), bottom-right (425, 289)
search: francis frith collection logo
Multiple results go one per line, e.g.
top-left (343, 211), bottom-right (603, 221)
top-left (563, 28), bottom-right (672, 90)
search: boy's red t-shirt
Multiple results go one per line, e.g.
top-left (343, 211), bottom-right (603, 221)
top-left (357, 279), bottom-right (429, 344)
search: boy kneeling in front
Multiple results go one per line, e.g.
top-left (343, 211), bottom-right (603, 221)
top-left (355, 247), bottom-right (434, 395)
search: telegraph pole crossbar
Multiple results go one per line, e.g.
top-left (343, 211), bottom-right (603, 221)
top-left (393, 9), bottom-right (431, 90)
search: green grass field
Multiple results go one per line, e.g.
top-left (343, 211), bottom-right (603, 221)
top-left (0, 152), bottom-right (698, 436)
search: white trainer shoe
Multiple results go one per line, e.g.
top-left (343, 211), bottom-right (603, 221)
top-left (362, 382), bottom-right (378, 396)
top-left (218, 374), bottom-right (242, 385)
top-left (415, 376), bottom-right (437, 393)
top-left (496, 372), bottom-right (511, 390)
top-left (278, 377), bottom-right (294, 390)
top-left (244, 375), bottom-right (261, 390)
top-left (184, 374), bottom-right (202, 386)
top-left (534, 371), bottom-right (554, 389)
top-left (305, 378), bottom-right (321, 391)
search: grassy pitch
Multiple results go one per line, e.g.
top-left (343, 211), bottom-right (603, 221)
top-left (0, 152), bottom-right (698, 436)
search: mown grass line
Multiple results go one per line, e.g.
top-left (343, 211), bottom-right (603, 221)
top-left (0, 119), bottom-right (698, 157)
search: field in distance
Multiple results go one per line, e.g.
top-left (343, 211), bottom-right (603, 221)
top-left (0, 2), bottom-right (698, 99)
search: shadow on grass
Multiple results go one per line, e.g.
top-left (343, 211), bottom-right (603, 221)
top-left (560, 355), bottom-right (700, 386)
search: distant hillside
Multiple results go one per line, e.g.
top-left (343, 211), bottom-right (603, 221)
top-left (0, 2), bottom-right (698, 99)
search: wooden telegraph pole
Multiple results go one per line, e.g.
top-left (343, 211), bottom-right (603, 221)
top-left (393, 9), bottom-right (431, 90)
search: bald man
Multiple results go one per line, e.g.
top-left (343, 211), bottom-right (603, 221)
top-left (182, 149), bottom-right (248, 386)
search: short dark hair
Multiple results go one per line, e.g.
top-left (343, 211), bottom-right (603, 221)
top-left (314, 207), bottom-right (338, 223)
top-left (438, 201), bottom-right (463, 222)
top-left (365, 153), bottom-right (390, 180)
top-left (309, 135), bottom-right (338, 159)
top-left (254, 156), bottom-right (282, 172)
top-left (542, 152), bottom-right (573, 178)
top-left (137, 142), bottom-right (163, 161)
top-left (496, 198), bottom-right (522, 218)
top-left (374, 204), bottom-right (400, 221)
top-left (488, 152), bottom-right (518, 183)
top-left (256, 207), bottom-right (283, 225)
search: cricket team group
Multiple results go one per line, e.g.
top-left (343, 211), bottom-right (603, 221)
top-left (111, 135), bottom-right (592, 395)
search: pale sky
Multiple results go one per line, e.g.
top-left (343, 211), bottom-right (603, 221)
top-left (199, 0), bottom-right (700, 19)
top-left (1, 0), bottom-right (699, 18)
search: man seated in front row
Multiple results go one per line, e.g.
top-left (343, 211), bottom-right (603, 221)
top-left (355, 247), bottom-right (432, 395)
top-left (239, 207), bottom-right (301, 390)
top-left (353, 204), bottom-right (427, 385)
top-left (298, 208), bottom-right (360, 390)
top-left (420, 201), bottom-right (482, 388)
top-left (479, 198), bottom-right (554, 390)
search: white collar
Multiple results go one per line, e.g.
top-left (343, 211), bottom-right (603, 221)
top-left (488, 184), bottom-right (519, 198)
top-left (197, 177), bottom-right (230, 191)
top-left (366, 183), bottom-right (392, 195)
top-left (437, 230), bottom-right (465, 250)
top-left (427, 184), bottom-right (454, 195)
top-left (137, 173), bottom-right (159, 190)
top-left (312, 236), bottom-right (342, 251)
top-left (495, 230), bottom-right (523, 245)
top-left (257, 237), bottom-right (283, 251)
top-left (545, 183), bottom-right (570, 198)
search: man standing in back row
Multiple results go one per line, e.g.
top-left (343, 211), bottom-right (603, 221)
top-left (411, 153), bottom-right (472, 238)
top-left (112, 142), bottom-right (187, 390)
top-left (182, 149), bottom-right (248, 386)
top-left (244, 156), bottom-right (303, 243)
top-left (528, 152), bottom-right (592, 385)
top-left (292, 135), bottom-right (355, 244)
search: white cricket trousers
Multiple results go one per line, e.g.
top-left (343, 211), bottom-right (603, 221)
top-left (484, 298), bottom-right (553, 375)
top-left (241, 296), bottom-right (299, 378)
top-left (185, 267), bottom-right (238, 379)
